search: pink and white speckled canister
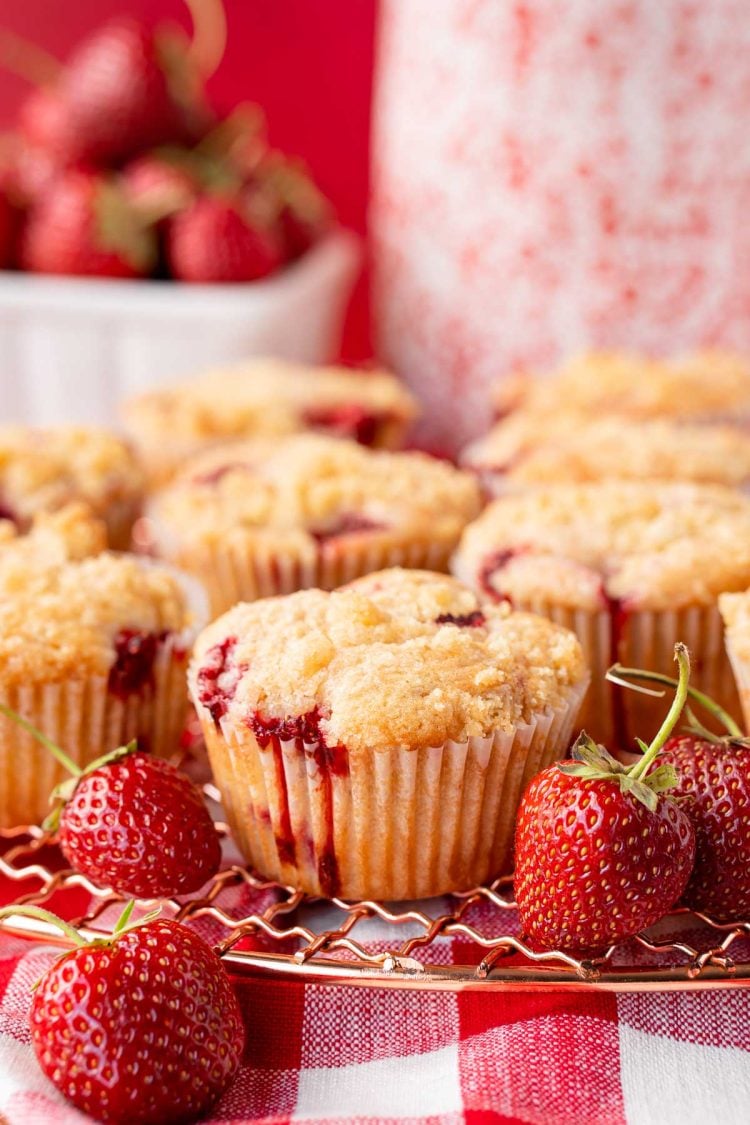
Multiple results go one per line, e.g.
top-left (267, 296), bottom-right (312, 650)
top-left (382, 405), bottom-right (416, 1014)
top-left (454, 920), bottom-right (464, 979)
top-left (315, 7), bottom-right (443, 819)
top-left (372, 0), bottom-right (750, 452)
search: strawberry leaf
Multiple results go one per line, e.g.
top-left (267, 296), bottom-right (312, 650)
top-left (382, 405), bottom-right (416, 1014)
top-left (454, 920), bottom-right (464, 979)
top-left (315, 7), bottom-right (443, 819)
top-left (620, 776), bottom-right (659, 813)
top-left (644, 763), bottom-right (679, 793)
top-left (95, 181), bottom-right (157, 273)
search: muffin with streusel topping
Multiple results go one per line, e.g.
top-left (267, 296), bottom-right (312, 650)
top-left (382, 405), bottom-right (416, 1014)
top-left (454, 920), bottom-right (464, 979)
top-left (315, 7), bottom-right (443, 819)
top-left (462, 415), bottom-right (750, 497)
top-left (493, 351), bottom-right (750, 426)
top-left (720, 592), bottom-right (750, 732)
top-left (453, 482), bottom-right (750, 748)
top-left (0, 425), bottom-right (144, 549)
top-left (0, 502), bottom-right (107, 571)
top-left (122, 359), bottom-right (419, 484)
top-left (143, 434), bottom-right (481, 617)
top-left (0, 514), bottom-right (207, 826)
top-left (188, 568), bottom-right (588, 900)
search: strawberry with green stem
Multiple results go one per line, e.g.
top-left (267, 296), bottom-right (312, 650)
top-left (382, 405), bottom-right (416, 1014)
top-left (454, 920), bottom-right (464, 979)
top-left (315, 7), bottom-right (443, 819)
top-left (608, 662), bottom-right (750, 921)
top-left (0, 702), bottom-right (221, 898)
top-left (0, 901), bottom-right (244, 1124)
top-left (514, 642), bottom-right (696, 958)
top-left (19, 169), bottom-right (164, 278)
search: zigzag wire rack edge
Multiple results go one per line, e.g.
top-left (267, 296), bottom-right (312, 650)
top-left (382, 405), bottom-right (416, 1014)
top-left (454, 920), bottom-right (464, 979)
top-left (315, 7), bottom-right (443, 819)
top-left (2, 804), bottom-right (750, 993)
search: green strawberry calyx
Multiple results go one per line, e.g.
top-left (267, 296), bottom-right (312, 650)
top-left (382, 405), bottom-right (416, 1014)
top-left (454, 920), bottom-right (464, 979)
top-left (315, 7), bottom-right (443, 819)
top-left (558, 642), bottom-right (691, 813)
top-left (95, 180), bottom-right (160, 273)
top-left (0, 701), bottom-right (139, 831)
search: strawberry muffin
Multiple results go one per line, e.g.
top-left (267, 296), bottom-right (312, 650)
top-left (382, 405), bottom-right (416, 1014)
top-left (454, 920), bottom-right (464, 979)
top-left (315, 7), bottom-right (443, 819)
top-left (0, 515), bottom-right (207, 827)
top-left (0, 424), bottom-right (144, 548)
top-left (453, 482), bottom-right (750, 748)
top-left (493, 351), bottom-right (750, 426)
top-left (462, 415), bottom-right (750, 497)
top-left (0, 502), bottom-right (107, 568)
top-left (121, 359), bottom-right (419, 484)
top-left (142, 433), bottom-right (481, 617)
top-left (720, 591), bottom-right (750, 732)
top-left (188, 568), bottom-right (588, 900)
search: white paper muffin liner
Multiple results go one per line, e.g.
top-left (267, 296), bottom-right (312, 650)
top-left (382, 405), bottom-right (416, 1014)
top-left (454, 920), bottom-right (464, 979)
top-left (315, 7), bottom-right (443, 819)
top-left (199, 679), bottom-right (588, 901)
top-left (482, 598), bottom-right (739, 749)
top-left (724, 639), bottom-right (750, 733)
top-left (0, 564), bottom-right (208, 828)
top-left (152, 532), bottom-right (456, 619)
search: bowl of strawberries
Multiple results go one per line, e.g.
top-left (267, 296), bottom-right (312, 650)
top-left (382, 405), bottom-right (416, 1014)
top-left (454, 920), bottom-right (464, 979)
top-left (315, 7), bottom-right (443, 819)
top-left (0, 6), bottom-right (361, 425)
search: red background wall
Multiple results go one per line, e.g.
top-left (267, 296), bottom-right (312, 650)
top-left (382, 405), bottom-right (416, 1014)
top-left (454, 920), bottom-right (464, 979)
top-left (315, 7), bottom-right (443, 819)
top-left (0, 0), bottom-right (377, 358)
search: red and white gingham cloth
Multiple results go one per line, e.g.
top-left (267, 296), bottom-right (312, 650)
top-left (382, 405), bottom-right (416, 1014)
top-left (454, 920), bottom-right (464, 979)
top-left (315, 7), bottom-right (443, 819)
top-left (2, 915), bottom-right (750, 1125)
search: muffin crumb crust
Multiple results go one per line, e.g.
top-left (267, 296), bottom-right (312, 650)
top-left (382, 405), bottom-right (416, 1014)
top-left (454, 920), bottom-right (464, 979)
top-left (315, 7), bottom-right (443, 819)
top-left (189, 568), bottom-right (587, 752)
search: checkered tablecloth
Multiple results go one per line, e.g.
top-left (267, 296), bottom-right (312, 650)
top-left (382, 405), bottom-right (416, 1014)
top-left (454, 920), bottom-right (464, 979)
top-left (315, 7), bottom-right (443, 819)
top-left (2, 923), bottom-right (750, 1125)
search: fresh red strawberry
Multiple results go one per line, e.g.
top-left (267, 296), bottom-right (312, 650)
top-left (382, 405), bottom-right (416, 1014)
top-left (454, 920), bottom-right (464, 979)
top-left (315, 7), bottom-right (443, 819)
top-left (254, 152), bottom-right (333, 259)
top-left (609, 665), bottom-right (750, 921)
top-left (166, 193), bottom-right (283, 281)
top-left (514, 643), bottom-right (696, 957)
top-left (57, 18), bottom-right (210, 165)
top-left (19, 168), bottom-right (158, 278)
top-left (10, 138), bottom-right (65, 207)
top-left (663, 734), bottom-right (750, 920)
top-left (58, 750), bottom-right (222, 898)
top-left (121, 149), bottom-right (197, 217)
top-left (18, 85), bottom-right (72, 159)
top-left (0, 905), bottom-right (245, 1124)
top-left (0, 704), bottom-right (221, 897)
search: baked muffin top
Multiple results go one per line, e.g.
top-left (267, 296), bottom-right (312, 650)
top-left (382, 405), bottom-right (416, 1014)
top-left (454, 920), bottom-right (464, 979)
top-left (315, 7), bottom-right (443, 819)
top-left (0, 545), bottom-right (195, 686)
top-left (146, 434), bottom-right (481, 552)
top-left (493, 351), bottom-right (750, 423)
top-left (122, 359), bottom-right (419, 479)
top-left (720, 591), bottom-right (750, 663)
top-left (0, 425), bottom-right (143, 527)
top-left (0, 504), bottom-right (106, 583)
top-left (462, 414), bottom-right (750, 492)
top-left (453, 482), bottom-right (750, 612)
top-left (188, 568), bottom-right (588, 752)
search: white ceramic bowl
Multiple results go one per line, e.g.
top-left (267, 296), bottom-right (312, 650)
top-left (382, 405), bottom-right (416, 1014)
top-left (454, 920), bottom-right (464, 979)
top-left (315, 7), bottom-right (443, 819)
top-left (0, 227), bottom-right (361, 426)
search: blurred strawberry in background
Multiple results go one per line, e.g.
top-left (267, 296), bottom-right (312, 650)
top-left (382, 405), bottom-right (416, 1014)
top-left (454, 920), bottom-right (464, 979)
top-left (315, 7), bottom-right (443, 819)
top-left (0, 0), bottom-right (373, 356)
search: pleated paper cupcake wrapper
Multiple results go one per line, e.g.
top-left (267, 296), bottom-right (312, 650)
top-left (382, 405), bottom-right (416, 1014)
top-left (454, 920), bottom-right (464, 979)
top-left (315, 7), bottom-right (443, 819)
top-left (498, 599), bottom-right (739, 750)
top-left (201, 679), bottom-right (588, 902)
top-left (724, 640), bottom-right (750, 733)
top-left (162, 534), bottom-right (455, 619)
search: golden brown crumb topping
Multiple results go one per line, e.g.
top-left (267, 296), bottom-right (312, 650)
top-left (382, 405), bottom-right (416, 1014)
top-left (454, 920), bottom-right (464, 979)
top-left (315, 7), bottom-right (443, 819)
top-left (493, 351), bottom-right (750, 423)
top-left (453, 482), bottom-right (750, 611)
top-left (189, 568), bottom-right (587, 751)
top-left (462, 414), bottom-right (750, 490)
top-left (0, 550), bottom-right (193, 685)
top-left (122, 359), bottom-right (419, 479)
top-left (0, 425), bottom-right (143, 525)
top-left (146, 434), bottom-right (481, 551)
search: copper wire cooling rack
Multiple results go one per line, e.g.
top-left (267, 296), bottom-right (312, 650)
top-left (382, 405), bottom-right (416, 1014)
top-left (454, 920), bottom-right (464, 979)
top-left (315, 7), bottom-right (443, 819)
top-left (2, 792), bottom-right (750, 993)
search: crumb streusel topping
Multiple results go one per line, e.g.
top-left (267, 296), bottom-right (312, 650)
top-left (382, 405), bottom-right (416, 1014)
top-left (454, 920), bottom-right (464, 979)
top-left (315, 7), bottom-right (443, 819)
top-left (189, 568), bottom-right (587, 752)
top-left (122, 359), bottom-right (419, 466)
top-left (147, 434), bottom-right (481, 551)
top-left (0, 425), bottom-right (143, 524)
top-left (462, 414), bottom-right (750, 489)
top-left (0, 504), bottom-right (106, 584)
top-left (453, 482), bottom-right (750, 611)
top-left (720, 591), bottom-right (750, 662)
top-left (0, 551), bottom-right (192, 684)
top-left (493, 351), bottom-right (750, 423)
